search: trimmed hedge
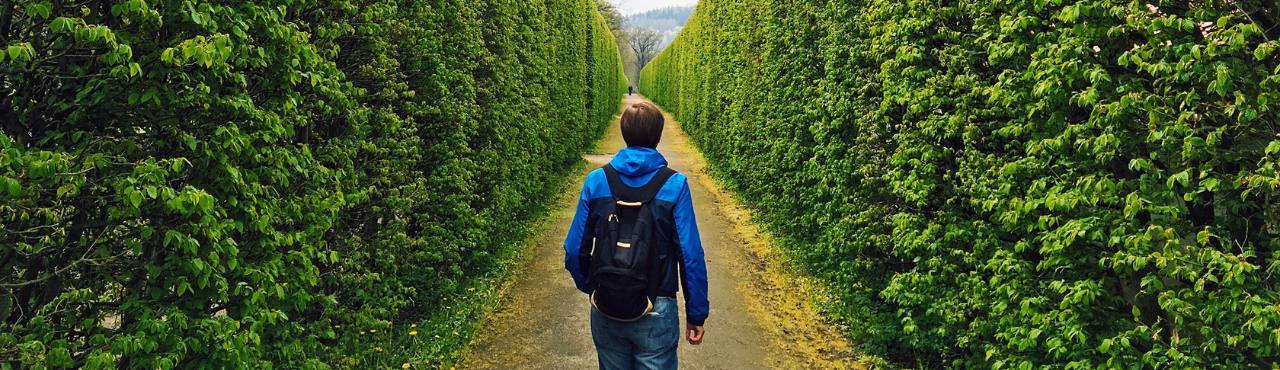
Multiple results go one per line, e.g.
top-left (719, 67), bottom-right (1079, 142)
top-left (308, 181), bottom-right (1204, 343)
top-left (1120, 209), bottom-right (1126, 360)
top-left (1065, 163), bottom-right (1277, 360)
top-left (643, 0), bottom-right (1279, 367)
top-left (0, 0), bottom-right (624, 368)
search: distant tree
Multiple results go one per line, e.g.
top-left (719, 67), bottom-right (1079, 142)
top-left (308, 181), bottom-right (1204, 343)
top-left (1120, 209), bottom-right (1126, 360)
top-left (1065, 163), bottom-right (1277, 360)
top-left (595, 0), bottom-right (625, 35)
top-left (596, 0), bottom-right (634, 87)
top-left (629, 28), bottom-right (662, 72)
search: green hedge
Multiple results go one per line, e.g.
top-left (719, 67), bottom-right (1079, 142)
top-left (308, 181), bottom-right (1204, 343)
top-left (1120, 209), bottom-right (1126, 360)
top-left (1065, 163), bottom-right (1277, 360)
top-left (0, 0), bottom-right (624, 368)
top-left (643, 0), bottom-right (1279, 367)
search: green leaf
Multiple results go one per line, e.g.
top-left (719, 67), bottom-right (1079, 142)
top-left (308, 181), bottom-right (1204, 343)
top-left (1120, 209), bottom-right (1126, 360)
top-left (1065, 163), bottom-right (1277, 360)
top-left (1217, 15), bottom-right (1233, 28)
top-left (7, 43), bottom-right (30, 62)
top-left (1168, 170), bottom-right (1191, 188)
top-left (1214, 64), bottom-right (1232, 96)
top-left (49, 17), bottom-right (72, 33)
top-left (127, 190), bottom-right (142, 208)
top-left (198, 194), bottom-right (214, 212)
top-left (0, 177), bottom-right (20, 196)
top-left (24, 2), bottom-right (52, 19)
top-left (46, 346), bottom-right (73, 368)
top-left (56, 184), bottom-right (75, 199)
top-left (1201, 177), bottom-right (1220, 191)
top-left (1257, 42), bottom-right (1277, 61)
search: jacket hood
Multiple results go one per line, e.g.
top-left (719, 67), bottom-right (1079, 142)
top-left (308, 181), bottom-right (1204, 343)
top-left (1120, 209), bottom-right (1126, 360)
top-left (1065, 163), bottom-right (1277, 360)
top-left (609, 147), bottom-right (668, 177)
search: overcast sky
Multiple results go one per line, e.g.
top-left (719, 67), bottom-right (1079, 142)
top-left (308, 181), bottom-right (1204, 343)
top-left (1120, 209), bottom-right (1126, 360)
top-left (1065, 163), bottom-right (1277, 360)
top-left (613, 0), bottom-right (699, 15)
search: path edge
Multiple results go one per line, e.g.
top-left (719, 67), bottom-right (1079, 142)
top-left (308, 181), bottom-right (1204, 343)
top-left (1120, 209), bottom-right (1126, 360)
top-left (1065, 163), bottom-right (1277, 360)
top-left (650, 97), bottom-right (877, 369)
top-left (448, 106), bottom-right (625, 369)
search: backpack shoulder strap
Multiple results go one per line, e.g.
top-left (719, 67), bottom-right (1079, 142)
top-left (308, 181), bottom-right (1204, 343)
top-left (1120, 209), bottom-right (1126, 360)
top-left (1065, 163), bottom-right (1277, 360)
top-left (602, 165), bottom-right (627, 201)
top-left (636, 167), bottom-right (676, 202)
top-left (602, 165), bottom-right (677, 203)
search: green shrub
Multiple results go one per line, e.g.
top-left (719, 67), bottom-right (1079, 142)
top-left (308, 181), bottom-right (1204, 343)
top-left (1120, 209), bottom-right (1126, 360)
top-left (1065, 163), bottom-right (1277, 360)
top-left (0, 0), bottom-right (624, 368)
top-left (643, 0), bottom-right (1280, 367)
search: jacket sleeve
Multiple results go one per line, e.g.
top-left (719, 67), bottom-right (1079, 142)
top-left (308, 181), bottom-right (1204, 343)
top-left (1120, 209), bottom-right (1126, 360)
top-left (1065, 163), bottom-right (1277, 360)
top-left (563, 178), bottom-right (593, 294)
top-left (674, 178), bottom-right (709, 325)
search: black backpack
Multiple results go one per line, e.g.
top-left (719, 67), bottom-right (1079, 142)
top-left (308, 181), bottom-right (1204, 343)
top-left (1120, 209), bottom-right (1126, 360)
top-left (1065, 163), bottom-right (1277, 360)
top-left (586, 164), bottom-right (677, 321)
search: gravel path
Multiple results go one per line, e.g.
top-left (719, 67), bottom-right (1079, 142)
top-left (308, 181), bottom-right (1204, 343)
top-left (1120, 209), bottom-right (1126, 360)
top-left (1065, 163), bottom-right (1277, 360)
top-left (456, 96), bottom-right (863, 370)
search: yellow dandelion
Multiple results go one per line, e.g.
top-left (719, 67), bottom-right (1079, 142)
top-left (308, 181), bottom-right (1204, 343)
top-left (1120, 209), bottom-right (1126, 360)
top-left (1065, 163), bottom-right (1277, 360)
top-left (410, 324), bottom-right (417, 328)
top-left (409, 330), bottom-right (418, 336)
top-left (369, 329), bottom-right (378, 333)
top-left (375, 347), bottom-right (383, 352)
top-left (359, 331), bottom-right (366, 335)
top-left (402, 363), bottom-right (410, 370)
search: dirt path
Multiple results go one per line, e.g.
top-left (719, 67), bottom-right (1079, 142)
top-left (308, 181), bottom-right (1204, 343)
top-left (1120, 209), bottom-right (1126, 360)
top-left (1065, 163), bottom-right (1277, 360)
top-left (456, 96), bottom-right (864, 369)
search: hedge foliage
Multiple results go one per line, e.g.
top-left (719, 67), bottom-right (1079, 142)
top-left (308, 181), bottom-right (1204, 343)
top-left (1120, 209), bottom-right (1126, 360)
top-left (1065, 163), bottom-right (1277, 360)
top-left (643, 0), bottom-right (1280, 367)
top-left (0, 0), bottom-right (624, 368)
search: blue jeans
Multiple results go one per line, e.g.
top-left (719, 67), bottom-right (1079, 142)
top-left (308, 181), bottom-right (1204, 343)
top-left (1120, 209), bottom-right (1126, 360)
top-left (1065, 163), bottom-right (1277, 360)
top-left (590, 296), bottom-right (679, 369)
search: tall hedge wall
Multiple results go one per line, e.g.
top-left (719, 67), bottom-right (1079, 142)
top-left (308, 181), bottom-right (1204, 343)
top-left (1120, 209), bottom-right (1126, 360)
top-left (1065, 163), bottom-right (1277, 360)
top-left (643, 0), bottom-right (1280, 367)
top-left (0, 0), bottom-right (624, 368)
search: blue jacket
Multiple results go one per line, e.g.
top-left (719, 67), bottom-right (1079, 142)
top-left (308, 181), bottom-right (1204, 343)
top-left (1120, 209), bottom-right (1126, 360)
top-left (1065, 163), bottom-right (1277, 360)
top-left (563, 147), bottom-right (709, 325)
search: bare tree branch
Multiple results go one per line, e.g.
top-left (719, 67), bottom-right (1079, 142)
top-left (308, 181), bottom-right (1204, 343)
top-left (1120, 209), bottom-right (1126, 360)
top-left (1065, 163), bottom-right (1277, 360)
top-left (629, 28), bottom-right (661, 72)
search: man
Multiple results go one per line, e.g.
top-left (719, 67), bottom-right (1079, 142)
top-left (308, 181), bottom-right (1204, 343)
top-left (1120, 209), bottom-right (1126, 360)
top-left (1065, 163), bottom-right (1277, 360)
top-left (564, 102), bottom-right (709, 369)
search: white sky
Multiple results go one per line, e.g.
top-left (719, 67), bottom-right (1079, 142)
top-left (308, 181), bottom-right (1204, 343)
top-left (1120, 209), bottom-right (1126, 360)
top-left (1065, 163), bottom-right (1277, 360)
top-left (613, 0), bottom-right (699, 15)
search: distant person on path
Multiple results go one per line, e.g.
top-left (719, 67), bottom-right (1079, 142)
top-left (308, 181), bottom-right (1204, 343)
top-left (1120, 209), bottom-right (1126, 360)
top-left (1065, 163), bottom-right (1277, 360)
top-left (628, 86), bottom-right (634, 96)
top-left (564, 102), bottom-right (709, 369)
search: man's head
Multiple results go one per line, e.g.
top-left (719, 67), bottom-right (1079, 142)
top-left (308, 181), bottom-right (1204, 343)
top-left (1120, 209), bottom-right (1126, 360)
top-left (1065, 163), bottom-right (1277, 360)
top-left (621, 102), bottom-right (664, 149)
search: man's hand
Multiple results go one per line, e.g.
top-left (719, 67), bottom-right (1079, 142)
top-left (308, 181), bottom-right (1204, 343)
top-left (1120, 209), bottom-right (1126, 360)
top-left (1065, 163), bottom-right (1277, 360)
top-left (685, 324), bottom-right (704, 345)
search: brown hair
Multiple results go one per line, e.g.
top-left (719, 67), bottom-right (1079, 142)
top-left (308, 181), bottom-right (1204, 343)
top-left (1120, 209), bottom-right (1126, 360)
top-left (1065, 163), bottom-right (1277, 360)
top-left (620, 102), bottom-right (664, 148)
